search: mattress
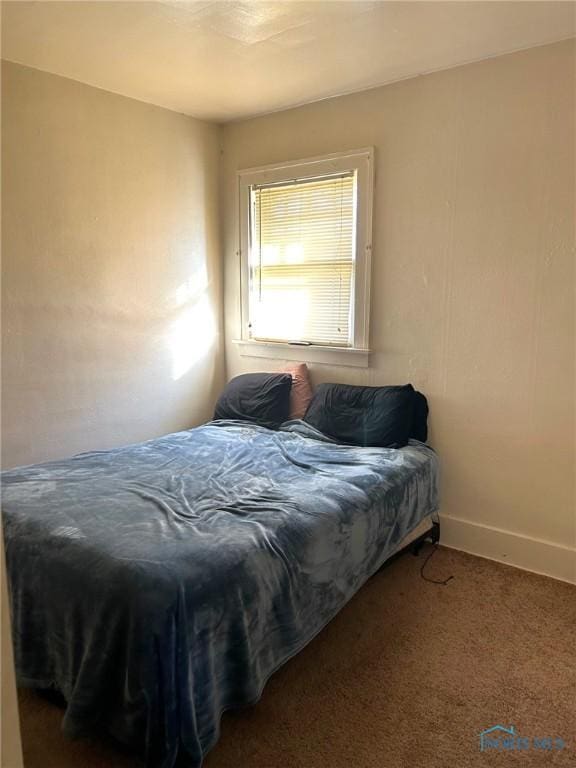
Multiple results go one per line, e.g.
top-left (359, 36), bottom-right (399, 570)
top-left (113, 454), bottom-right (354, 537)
top-left (2, 420), bottom-right (439, 768)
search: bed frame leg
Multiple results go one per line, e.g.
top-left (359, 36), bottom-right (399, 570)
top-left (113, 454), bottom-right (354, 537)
top-left (411, 520), bottom-right (440, 556)
top-left (377, 520), bottom-right (441, 574)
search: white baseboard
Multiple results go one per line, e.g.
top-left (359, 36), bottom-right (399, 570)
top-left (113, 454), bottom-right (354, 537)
top-left (439, 515), bottom-right (576, 585)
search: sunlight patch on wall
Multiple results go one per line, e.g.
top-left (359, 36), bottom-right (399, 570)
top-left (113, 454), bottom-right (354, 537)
top-left (174, 266), bottom-right (208, 307)
top-left (168, 291), bottom-right (215, 380)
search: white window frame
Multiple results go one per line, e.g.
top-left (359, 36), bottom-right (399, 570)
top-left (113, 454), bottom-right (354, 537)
top-left (235, 148), bottom-right (374, 368)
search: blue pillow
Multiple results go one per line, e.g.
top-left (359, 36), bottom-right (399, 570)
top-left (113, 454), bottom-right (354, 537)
top-left (214, 373), bottom-right (292, 429)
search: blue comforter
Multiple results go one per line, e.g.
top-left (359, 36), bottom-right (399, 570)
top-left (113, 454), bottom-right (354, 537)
top-left (2, 420), bottom-right (439, 767)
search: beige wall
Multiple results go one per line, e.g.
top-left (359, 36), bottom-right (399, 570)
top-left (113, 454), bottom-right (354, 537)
top-left (221, 40), bottom-right (576, 582)
top-left (1, 61), bottom-right (224, 468)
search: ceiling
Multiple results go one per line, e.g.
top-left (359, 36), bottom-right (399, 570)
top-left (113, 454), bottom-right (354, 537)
top-left (1, 1), bottom-right (574, 122)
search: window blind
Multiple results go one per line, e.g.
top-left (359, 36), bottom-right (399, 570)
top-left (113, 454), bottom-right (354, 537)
top-left (249, 172), bottom-right (355, 346)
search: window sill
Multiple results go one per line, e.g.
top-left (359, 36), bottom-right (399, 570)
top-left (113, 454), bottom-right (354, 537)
top-left (232, 339), bottom-right (370, 368)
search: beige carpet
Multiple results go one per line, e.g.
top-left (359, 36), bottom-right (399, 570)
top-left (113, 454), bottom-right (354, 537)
top-left (18, 546), bottom-right (576, 768)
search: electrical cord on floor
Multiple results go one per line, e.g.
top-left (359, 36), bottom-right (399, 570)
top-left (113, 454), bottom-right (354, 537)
top-left (420, 543), bottom-right (454, 585)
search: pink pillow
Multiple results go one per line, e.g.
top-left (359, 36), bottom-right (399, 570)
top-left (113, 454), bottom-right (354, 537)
top-left (282, 363), bottom-right (313, 420)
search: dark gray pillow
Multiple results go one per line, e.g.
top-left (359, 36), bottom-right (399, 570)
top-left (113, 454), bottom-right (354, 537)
top-left (214, 373), bottom-right (292, 429)
top-left (412, 391), bottom-right (429, 442)
top-left (303, 383), bottom-right (417, 448)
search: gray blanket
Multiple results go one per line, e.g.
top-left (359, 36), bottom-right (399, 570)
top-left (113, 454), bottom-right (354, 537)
top-left (2, 420), bottom-right (439, 767)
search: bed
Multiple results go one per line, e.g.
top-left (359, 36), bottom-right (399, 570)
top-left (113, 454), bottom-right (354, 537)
top-left (2, 418), bottom-right (439, 768)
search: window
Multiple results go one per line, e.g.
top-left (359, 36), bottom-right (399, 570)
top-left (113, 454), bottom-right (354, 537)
top-left (237, 149), bottom-right (373, 366)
